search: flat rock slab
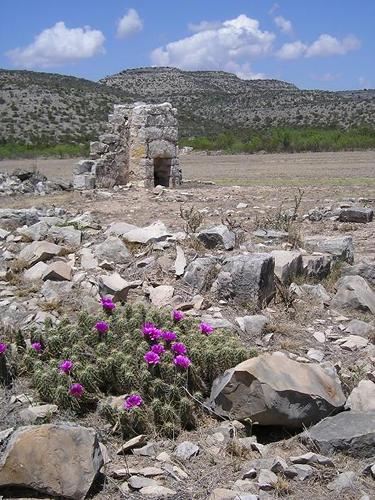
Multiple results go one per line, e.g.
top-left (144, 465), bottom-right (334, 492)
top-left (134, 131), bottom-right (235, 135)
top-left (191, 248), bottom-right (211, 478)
top-left (339, 207), bottom-right (373, 223)
top-left (197, 225), bottom-right (235, 250)
top-left (303, 235), bottom-right (354, 264)
top-left (0, 424), bottom-right (103, 499)
top-left (301, 411), bottom-right (375, 458)
top-left (332, 275), bottom-right (375, 314)
top-left (19, 241), bottom-right (62, 267)
top-left (122, 221), bottom-right (171, 244)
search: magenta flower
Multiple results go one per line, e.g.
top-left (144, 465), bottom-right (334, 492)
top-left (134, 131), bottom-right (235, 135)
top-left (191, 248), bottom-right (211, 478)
top-left (69, 383), bottom-right (84, 398)
top-left (200, 322), bottom-right (214, 335)
top-left (172, 309), bottom-right (184, 322)
top-left (0, 343), bottom-right (7, 355)
top-left (171, 342), bottom-right (187, 355)
top-left (141, 322), bottom-right (162, 341)
top-left (95, 321), bottom-right (109, 334)
top-left (151, 344), bottom-right (165, 355)
top-left (124, 394), bottom-right (143, 410)
top-left (100, 296), bottom-right (116, 311)
top-left (174, 355), bottom-right (191, 369)
top-left (144, 351), bottom-right (160, 365)
top-left (161, 330), bottom-right (177, 343)
top-left (59, 360), bottom-right (73, 374)
top-left (31, 342), bottom-right (42, 352)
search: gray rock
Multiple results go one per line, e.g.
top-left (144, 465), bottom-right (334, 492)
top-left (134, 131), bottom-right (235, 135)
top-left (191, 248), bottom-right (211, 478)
top-left (139, 485), bottom-right (177, 497)
top-left (0, 208), bottom-right (39, 226)
top-left (173, 441), bottom-right (199, 460)
top-left (42, 261), bottom-right (72, 281)
top-left (332, 275), bottom-right (375, 314)
top-left (327, 471), bottom-right (356, 492)
top-left (253, 229), bottom-right (289, 243)
top-left (99, 273), bottom-right (141, 301)
top-left (23, 261), bottom-right (48, 281)
top-left (19, 241), bottom-right (62, 267)
top-left (302, 254), bottom-right (332, 279)
top-left (215, 253), bottom-right (275, 307)
top-left (41, 281), bottom-right (73, 301)
top-left (48, 226), bottom-right (81, 247)
top-left (73, 174), bottom-right (96, 190)
top-left (116, 434), bottom-right (147, 454)
top-left (122, 221), bottom-right (171, 244)
top-left (0, 424), bottom-right (103, 500)
top-left (307, 348), bottom-right (325, 362)
top-left (284, 464), bottom-right (313, 481)
top-left (336, 334), bottom-right (368, 351)
top-left (339, 207), bottom-right (373, 223)
top-left (149, 285), bottom-right (174, 308)
top-left (258, 469), bottom-right (277, 490)
top-left (345, 319), bottom-right (374, 337)
top-left (209, 352), bottom-right (345, 427)
top-left (301, 284), bottom-right (331, 304)
top-left (301, 411), bottom-right (375, 458)
top-left (133, 443), bottom-right (157, 457)
top-left (341, 261), bottom-right (375, 286)
top-left (0, 228), bottom-right (10, 240)
top-left (304, 235), bottom-right (354, 264)
top-left (345, 380), bottom-right (375, 411)
top-left (73, 160), bottom-right (96, 175)
top-left (201, 314), bottom-right (233, 329)
top-left (271, 250), bottom-right (302, 284)
top-left (209, 488), bottom-right (257, 500)
top-left (270, 456), bottom-right (288, 473)
top-left (19, 404), bottom-right (58, 424)
top-left (128, 475), bottom-right (159, 489)
top-left (183, 257), bottom-right (218, 292)
top-left (174, 244), bottom-right (186, 277)
top-left (105, 221), bottom-right (137, 236)
top-left (198, 225), bottom-right (236, 250)
top-left (80, 248), bottom-right (98, 270)
top-left (236, 315), bottom-right (269, 335)
top-left (18, 221), bottom-right (50, 241)
top-left (94, 237), bottom-right (131, 264)
top-left (290, 452), bottom-right (334, 466)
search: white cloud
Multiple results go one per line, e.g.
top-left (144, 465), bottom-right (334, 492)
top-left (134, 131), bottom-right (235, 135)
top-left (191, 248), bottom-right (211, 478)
top-left (274, 15), bottom-right (293, 35)
top-left (151, 15), bottom-right (274, 78)
top-left (7, 21), bottom-right (105, 68)
top-left (268, 3), bottom-right (280, 15)
top-left (187, 20), bottom-right (222, 33)
top-left (225, 61), bottom-right (266, 80)
top-left (117, 8), bottom-right (143, 38)
top-left (306, 34), bottom-right (360, 57)
top-left (276, 41), bottom-right (307, 59)
top-left (276, 34), bottom-right (361, 60)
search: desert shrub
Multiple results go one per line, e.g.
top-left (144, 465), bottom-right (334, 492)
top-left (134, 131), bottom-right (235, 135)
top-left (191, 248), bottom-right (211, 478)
top-left (18, 303), bottom-right (251, 437)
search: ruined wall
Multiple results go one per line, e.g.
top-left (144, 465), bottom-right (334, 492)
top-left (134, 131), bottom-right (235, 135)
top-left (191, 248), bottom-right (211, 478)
top-left (73, 102), bottom-right (181, 190)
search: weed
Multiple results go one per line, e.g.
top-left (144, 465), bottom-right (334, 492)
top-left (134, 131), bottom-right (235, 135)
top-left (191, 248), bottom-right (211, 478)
top-left (179, 205), bottom-right (204, 235)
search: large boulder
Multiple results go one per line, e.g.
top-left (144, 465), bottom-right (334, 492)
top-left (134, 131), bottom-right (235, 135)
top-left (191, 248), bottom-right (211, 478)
top-left (338, 207), bottom-right (373, 223)
top-left (301, 411), bottom-right (375, 458)
top-left (271, 250), bottom-right (302, 284)
top-left (93, 237), bottom-right (131, 264)
top-left (303, 235), bottom-right (354, 264)
top-left (209, 352), bottom-right (345, 428)
top-left (197, 225), bottom-right (235, 250)
top-left (0, 424), bottom-right (103, 499)
top-left (331, 275), bottom-right (375, 314)
top-left (341, 261), bottom-right (375, 286)
top-left (183, 257), bottom-right (218, 292)
top-left (214, 254), bottom-right (275, 307)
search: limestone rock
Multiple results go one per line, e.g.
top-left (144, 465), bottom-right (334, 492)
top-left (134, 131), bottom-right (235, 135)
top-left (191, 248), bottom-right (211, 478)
top-left (345, 319), bottom-right (374, 337)
top-left (236, 315), bottom-right (269, 335)
top-left (41, 281), bottom-right (73, 301)
top-left (284, 464), bottom-right (313, 481)
top-left (271, 250), bottom-right (302, 284)
top-left (209, 352), bottom-right (345, 427)
top-left (18, 221), bottom-right (50, 241)
top-left (258, 469), bottom-right (277, 490)
top-left (215, 253), bottom-right (275, 307)
top-left (183, 257), bottom-right (218, 292)
top-left (105, 221), bottom-right (137, 236)
top-left (174, 244), bottom-right (186, 277)
top-left (19, 404), bottom-right (58, 424)
top-left (302, 254), bottom-right (332, 279)
top-left (99, 273), bottom-right (141, 302)
top-left (336, 334), bottom-right (368, 351)
top-left (149, 285), bottom-right (174, 308)
top-left (197, 225), bottom-right (236, 250)
top-left (290, 452), bottom-right (334, 466)
top-left (80, 248), bottom-right (98, 270)
top-left (19, 241), bottom-right (62, 267)
top-left (303, 235), bottom-right (354, 264)
top-left (173, 441), bottom-right (199, 460)
top-left (122, 221), bottom-right (171, 244)
top-left (345, 380), bottom-right (375, 411)
top-left (327, 471), bottom-right (356, 492)
top-left (0, 424), bottom-right (103, 500)
top-left (94, 237), bottom-right (131, 264)
top-left (332, 275), bottom-right (375, 314)
top-left (341, 261), bottom-right (375, 286)
top-left (339, 207), bottom-right (373, 223)
top-left (116, 434), bottom-right (147, 454)
top-left (23, 261), bottom-right (48, 281)
top-left (42, 261), bottom-right (72, 281)
top-left (139, 485), bottom-right (177, 497)
top-left (128, 475), bottom-right (159, 489)
top-left (48, 225), bottom-right (81, 247)
top-left (209, 489), bottom-right (257, 500)
top-left (301, 411), bottom-right (375, 458)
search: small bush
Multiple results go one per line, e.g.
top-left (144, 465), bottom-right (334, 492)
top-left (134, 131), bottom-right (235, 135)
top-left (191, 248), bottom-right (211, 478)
top-left (19, 303), bottom-right (252, 437)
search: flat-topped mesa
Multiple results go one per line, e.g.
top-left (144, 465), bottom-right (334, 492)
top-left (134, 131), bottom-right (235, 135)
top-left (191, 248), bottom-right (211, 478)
top-left (73, 102), bottom-right (181, 190)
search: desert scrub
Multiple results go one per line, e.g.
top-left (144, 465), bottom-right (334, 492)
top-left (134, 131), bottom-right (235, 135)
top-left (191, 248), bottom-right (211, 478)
top-left (19, 303), bottom-right (252, 437)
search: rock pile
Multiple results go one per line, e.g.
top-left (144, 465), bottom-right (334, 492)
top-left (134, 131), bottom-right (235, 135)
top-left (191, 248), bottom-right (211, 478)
top-left (0, 170), bottom-right (71, 196)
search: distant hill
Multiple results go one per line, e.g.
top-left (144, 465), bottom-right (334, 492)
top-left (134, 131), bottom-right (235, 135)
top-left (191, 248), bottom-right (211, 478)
top-left (1, 66), bottom-right (374, 144)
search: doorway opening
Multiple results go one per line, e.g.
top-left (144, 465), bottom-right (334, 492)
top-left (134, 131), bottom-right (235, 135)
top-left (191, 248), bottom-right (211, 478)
top-left (153, 158), bottom-right (171, 187)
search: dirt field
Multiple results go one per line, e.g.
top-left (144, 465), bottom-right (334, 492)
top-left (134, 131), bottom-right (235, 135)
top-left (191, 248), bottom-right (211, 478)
top-left (1, 150), bottom-right (375, 186)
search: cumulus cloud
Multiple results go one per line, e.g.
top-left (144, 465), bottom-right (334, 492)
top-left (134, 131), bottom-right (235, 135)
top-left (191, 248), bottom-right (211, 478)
top-left (274, 15), bottom-right (293, 35)
top-left (276, 41), bottom-right (307, 59)
top-left (276, 34), bottom-right (360, 59)
top-left (305, 34), bottom-right (360, 57)
top-left (117, 8), bottom-right (143, 38)
top-left (151, 15), bottom-right (274, 78)
top-left (187, 20), bottom-right (222, 33)
top-left (6, 21), bottom-right (105, 68)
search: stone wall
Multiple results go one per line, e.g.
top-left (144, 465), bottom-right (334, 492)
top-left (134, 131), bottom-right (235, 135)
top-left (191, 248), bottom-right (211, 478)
top-left (73, 102), bottom-right (181, 190)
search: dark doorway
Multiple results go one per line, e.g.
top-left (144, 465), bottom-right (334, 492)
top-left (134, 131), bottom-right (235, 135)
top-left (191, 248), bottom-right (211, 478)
top-left (154, 158), bottom-right (171, 187)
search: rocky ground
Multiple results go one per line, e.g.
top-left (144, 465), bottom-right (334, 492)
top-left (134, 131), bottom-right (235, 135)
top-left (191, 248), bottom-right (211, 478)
top-left (0, 154), bottom-right (374, 499)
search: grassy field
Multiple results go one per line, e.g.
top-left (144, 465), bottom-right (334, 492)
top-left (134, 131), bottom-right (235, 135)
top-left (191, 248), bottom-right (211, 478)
top-left (181, 127), bottom-right (375, 154)
top-left (0, 143), bottom-right (89, 159)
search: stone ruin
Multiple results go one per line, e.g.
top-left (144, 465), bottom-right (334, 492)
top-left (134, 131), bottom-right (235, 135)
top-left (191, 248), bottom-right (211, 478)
top-left (73, 102), bottom-right (181, 190)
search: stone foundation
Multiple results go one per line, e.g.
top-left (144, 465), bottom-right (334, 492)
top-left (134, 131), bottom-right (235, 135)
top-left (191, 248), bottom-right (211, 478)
top-left (73, 102), bottom-right (181, 190)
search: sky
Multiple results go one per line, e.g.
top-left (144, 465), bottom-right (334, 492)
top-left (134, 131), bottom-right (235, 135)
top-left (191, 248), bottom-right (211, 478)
top-left (0, 0), bottom-right (374, 90)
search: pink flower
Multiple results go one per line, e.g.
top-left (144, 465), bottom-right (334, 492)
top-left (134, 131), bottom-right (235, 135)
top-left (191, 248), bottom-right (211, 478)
top-left (144, 351), bottom-right (160, 365)
top-left (151, 344), bottom-right (165, 355)
top-left (171, 342), bottom-right (187, 355)
top-left (200, 322), bottom-right (214, 335)
top-left (141, 322), bottom-right (162, 341)
top-left (161, 330), bottom-right (177, 343)
top-left (172, 310), bottom-right (184, 322)
top-left (100, 297), bottom-right (116, 311)
top-left (95, 321), bottom-right (109, 334)
top-left (124, 394), bottom-right (143, 410)
top-left (173, 355), bottom-right (191, 369)
top-left (31, 342), bottom-right (42, 352)
top-left (59, 360), bottom-right (73, 374)
top-left (69, 383), bottom-right (84, 398)
top-left (0, 343), bottom-right (7, 355)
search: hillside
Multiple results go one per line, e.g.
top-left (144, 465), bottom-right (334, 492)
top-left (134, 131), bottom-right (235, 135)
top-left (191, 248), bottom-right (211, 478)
top-left (1, 67), bottom-right (375, 144)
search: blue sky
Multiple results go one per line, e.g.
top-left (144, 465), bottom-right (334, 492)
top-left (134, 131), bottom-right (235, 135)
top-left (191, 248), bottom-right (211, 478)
top-left (0, 0), bottom-right (373, 90)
